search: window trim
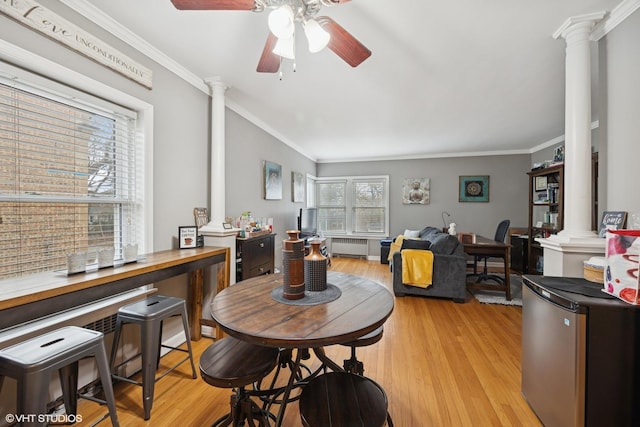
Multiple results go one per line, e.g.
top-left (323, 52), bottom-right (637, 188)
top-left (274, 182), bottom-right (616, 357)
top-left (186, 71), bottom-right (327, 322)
top-left (315, 175), bottom-right (389, 237)
top-left (0, 39), bottom-right (154, 253)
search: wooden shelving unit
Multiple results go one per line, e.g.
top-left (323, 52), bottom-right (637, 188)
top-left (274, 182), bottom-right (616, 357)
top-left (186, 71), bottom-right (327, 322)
top-left (527, 164), bottom-right (564, 274)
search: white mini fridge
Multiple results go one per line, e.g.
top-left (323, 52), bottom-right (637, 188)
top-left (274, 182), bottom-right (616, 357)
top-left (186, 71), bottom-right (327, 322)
top-left (522, 276), bottom-right (640, 427)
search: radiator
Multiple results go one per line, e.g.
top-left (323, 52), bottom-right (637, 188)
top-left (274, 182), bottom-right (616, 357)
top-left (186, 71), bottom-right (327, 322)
top-left (331, 237), bottom-right (368, 258)
top-left (83, 313), bottom-right (118, 335)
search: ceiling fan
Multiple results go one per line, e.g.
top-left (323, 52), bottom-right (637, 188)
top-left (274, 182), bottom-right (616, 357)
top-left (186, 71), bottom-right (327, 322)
top-left (170, 0), bottom-right (371, 73)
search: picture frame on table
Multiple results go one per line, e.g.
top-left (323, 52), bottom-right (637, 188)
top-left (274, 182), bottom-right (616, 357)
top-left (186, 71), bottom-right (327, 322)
top-left (459, 175), bottom-right (489, 202)
top-left (598, 211), bottom-right (628, 238)
top-left (178, 226), bottom-right (197, 249)
top-left (534, 176), bottom-right (548, 191)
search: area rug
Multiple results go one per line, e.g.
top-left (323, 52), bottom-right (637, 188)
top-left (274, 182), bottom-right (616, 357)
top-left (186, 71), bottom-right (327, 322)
top-left (470, 275), bottom-right (523, 306)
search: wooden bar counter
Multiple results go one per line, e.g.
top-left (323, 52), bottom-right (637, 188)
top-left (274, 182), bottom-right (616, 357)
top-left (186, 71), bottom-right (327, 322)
top-left (0, 246), bottom-right (230, 341)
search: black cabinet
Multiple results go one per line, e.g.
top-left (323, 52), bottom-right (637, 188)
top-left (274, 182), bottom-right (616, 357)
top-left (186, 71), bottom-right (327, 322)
top-left (236, 233), bottom-right (276, 281)
top-left (510, 234), bottom-right (528, 274)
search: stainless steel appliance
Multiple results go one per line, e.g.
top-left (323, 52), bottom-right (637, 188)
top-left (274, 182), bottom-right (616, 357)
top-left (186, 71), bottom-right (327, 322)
top-left (522, 276), bottom-right (640, 427)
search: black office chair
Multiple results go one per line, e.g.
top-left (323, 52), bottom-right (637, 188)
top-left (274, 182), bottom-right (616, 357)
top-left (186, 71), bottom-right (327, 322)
top-left (470, 219), bottom-right (510, 284)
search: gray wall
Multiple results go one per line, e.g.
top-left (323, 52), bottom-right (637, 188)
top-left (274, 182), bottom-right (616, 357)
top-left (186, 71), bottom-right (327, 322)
top-left (318, 154), bottom-right (531, 244)
top-left (601, 9), bottom-right (640, 226)
top-left (225, 109), bottom-right (316, 268)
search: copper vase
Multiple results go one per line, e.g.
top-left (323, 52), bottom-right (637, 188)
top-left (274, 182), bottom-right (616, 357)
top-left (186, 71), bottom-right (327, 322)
top-left (304, 240), bottom-right (327, 292)
top-left (282, 230), bottom-right (305, 300)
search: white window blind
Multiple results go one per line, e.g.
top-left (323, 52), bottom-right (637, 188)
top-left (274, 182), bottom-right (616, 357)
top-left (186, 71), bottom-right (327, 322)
top-left (0, 78), bottom-right (141, 279)
top-left (316, 176), bottom-right (389, 236)
top-left (317, 180), bottom-right (347, 233)
top-left (352, 178), bottom-right (386, 233)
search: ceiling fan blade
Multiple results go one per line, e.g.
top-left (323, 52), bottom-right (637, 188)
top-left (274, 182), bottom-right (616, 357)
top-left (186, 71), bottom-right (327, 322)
top-left (170, 0), bottom-right (255, 10)
top-left (325, 0), bottom-right (353, 3)
top-left (257, 32), bottom-right (281, 73)
top-left (317, 16), bottom-right (371, 67)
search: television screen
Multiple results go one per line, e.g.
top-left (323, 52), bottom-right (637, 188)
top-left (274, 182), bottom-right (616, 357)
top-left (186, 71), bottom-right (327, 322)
top-left (299, 208), bottom-right (317, 237)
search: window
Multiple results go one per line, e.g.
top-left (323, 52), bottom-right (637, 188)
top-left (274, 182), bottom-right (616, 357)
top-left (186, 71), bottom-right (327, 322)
top-left (315, 176), bottom-right (389, 236)
top-left (0, 75), bottom-right (143, 279)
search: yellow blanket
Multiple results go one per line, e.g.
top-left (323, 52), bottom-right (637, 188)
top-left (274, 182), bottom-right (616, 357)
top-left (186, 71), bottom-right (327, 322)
top-left (387, 235), bottom-right (404, 262)
top-left (401, 249), bottom-right (434, 288)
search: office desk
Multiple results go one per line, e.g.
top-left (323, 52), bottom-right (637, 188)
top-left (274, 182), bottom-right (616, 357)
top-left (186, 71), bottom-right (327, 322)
top-left (211, 271), bottom-right (394, 425)
top-left (463, 235), bottom-right (512, 300)
top-left (0, 246), bottom-right (230, 341)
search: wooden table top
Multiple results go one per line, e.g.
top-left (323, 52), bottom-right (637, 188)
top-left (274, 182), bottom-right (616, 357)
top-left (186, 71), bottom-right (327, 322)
top-left (211, 271), bottom-right (394, 349)
top-left (463, 235), bottom-right (511, 248)
top-left (0, 246), bottom-right (228, 311)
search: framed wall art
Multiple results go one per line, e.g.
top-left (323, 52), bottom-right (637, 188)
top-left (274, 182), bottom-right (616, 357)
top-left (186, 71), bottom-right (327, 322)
top-left (402, 178), bottom-right (430, 204)
top-left (459, 175), bottom-right (489, 202)
top-left (264, 161), bottom-right (282, 200)
top-left (292, 171), bottom-right (305, 203)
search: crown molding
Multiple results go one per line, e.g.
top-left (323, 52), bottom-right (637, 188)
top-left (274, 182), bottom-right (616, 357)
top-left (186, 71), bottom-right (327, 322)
top-left (591, 0), bottom-right (640, 40)
top-left (315, 148), bottom-right (533, 164)
top-left (528, 120), bottom-right (600, 154)
top-left (58, 0), bottom-right (209, 94)
top-left (224, 98), bottom-right (318, 162)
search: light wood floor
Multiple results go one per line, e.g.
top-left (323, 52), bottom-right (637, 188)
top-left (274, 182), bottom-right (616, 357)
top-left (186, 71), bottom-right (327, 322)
top-left (78, 257), bottom-right (542, 426)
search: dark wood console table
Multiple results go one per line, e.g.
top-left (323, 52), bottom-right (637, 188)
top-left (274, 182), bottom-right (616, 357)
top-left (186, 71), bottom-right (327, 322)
top-left (0, 246), bottom-right (230, 341)
top-left (236, 233), bottom-right (276, 281)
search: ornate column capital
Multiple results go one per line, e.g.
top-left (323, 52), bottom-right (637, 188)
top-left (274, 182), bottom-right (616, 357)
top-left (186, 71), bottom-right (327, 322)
top-left (204, 76), bottom-right (228, 95)
top-left (553, 11), bottom-right (607, 41)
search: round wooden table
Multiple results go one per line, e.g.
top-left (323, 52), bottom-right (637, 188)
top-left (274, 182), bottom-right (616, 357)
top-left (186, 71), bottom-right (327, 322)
top-left (210, 271), bottom-right (395, 426)
top-left (211, 271), bottom-right (394, 349)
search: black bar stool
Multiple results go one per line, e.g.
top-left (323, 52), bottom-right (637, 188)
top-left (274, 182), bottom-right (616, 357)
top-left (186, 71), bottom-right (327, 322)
top-left (199, 336), bottom-right (280, 427)
top-left (0, 326), bottom-right (119, 427)
top-left (299, 371), bottom-right (391, 427)
top-left (109, 295), bottom-right (196, 420)
top-left (341, 326), bottom-right (384, 375)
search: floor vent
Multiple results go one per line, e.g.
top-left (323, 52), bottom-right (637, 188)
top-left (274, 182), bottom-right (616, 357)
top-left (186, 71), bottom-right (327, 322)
top-left (83, 313), bottom-right (118, 335)
top-left (331, 238), bottom-right (368, 258)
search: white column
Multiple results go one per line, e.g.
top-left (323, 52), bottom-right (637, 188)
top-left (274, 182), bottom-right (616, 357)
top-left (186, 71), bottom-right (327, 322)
top-left (553, 12), bottom-right (605, 239)
top-left (539, 12), bottom-right (606, 276)
top-left (200, 77), bottom-right (239, 284)
top-left (202, 76), bottom-right (227, 232)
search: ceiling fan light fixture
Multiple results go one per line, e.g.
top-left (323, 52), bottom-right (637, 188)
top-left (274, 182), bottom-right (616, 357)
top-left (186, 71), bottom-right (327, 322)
top-left (303, 18), bottom-right (331, 53)
top-left (272, 36), bottom-right (295, 60)
top-left (268, 5), bottom-right (295, 39)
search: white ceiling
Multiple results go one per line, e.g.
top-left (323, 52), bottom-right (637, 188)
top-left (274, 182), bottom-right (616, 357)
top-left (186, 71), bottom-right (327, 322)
top-left (67, 0), bottom-right (621, 162)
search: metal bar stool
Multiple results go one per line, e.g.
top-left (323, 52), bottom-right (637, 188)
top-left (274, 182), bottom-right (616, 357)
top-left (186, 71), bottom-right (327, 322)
top-left (109, 295), bottom-right (197, 420)
top-left (341, 326), bottom-right (384, 375)
top-left (299, 371), bottom-right (391, 427)
top-left (199, 336), bottom-right (280, 427)
top-left (0, 326), bottom-right (119, 427)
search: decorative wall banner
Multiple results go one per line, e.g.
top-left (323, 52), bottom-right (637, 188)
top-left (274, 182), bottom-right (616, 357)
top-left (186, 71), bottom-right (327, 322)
top-left (0, 0), bottom-right (153, 89)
